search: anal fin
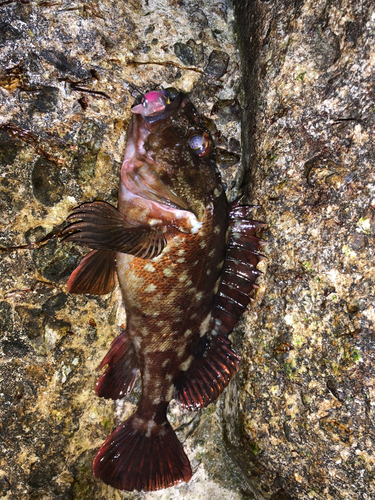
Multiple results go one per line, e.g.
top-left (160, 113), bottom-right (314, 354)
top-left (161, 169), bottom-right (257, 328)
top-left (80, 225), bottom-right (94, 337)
top-left (67, 249), bottom-right (116, 295)
top-left (95, 329), bottom-right (138, 400)
top-left (173, 333), bottom-right (240, 411)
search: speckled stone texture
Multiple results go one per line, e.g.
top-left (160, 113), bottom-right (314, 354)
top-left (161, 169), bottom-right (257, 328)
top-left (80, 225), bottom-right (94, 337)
top-left (0, 1), bottom-right (247, 499)
top-left (226, 0), bottom-right (375, 499)
top-left (1, 0), bottom-right (374, 499)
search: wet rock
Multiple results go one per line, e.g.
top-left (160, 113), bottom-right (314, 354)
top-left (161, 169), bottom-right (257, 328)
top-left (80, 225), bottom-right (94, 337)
top-left (215, 148), bottom-right (240, 169)
top-left (28, 462), bottom-right (58, 488)
top-left (204, 50), bottom-right (229, 77)
top-left (42, 293), bottom-right (68, 316)
top-left (0, 21), bottom-right (22, 45)
top-left (2, 338), bottom-right (30, 356)
top-left (0, 475), bottom-right (11, 496)
top-left (0, 0), bottom-right (247, 498)
top-left (211, 98), bottom-right (241, 122)
top-left (23, 85), bottom-right (60, 114)
top-left (31, 158), bottom-right (65, 206)
top-left (189, 7), bottom-right (208, 29)
top-left (0, 301), bottom-right (13, 334)
top-left (226, 0), bottom-right (375, 498)
top-left (15, 306), bottom-right (45, 340)
top-left (0, 130), bottom-right (23, 166)
top-left (32, 239), bottom-right (80, 282)
top-left (71, 450), bottom-right (104, 500)
top-left (228, 137), bottom-right (241, 153)
top-left (174, 39), bottom-right (204, 66)
top-left (307, 27), bottom-right (341, 70)
top-left (40, 49), bottom-right (91, 80)
top-left (72, 119), bottom-right (104, 183)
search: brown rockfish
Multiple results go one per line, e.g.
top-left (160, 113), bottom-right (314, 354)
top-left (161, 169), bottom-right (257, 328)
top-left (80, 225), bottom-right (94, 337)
top-left (62, 89), bottom-right (264, 491)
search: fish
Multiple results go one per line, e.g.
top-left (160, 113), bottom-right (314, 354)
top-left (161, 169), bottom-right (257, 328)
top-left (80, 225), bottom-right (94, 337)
top-left (62, 88), bottom-right (265, 492)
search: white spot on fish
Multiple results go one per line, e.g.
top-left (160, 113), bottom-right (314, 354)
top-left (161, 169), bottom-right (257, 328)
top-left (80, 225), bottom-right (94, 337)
top-left (163, 267), bottom-right (174, 277)
top-left (200, 313), bottom-right (211, 336)
top-left (184, 329), bottom-right (192, 338)
top-left (177, 257), bottom-right (185, 263)
top-left (144, 262), bottom-right (156, 272)
top-left (195, 291), bottom-right (203, 301)
top-left (208, 249), bottom-right (215, 257)
top-left (179, 356), bottom-right (193, 371)
top-left (178, 249), bottom-right (185, 256)
top-left (190, 217), bottom-right (203, 234)
top-left (132, 336), bottom-right (142, 351)
top-left (141, 327), bottom-right (149, 337)
top-left (206, 269), bottom-right (211, 275)
top-left (146, 419), bottom-right (156, 437)
top-left (214, 226), bottom-right (221, 234)
top-left (179, 271), bottom-right (189, 283)
top-left (158, 426), bottom-right (167, 437)
top-left (199, 240), bottom-right (207, 249)
top-left (145, 283), bottom-right (157, 292)
top-left (166, 384), bottom-right (175, 400)
top-left (213, 277), bottom-right (221, 294)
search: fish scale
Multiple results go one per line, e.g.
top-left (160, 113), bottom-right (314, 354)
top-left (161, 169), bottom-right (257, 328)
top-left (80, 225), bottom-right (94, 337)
top-left (62, 89), bottom-right (265, 492)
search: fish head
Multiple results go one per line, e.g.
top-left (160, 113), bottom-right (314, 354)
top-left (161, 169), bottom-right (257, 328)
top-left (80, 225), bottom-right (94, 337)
top-left (123, 89), bottom-right (220, 222)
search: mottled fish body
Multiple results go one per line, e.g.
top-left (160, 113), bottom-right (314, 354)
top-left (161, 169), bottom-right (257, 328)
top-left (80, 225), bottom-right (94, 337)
top-left (62, 89), bottom-right (265, 491)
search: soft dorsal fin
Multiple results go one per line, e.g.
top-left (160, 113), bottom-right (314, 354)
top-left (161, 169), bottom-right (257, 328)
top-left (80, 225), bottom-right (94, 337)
top-left (173, 332), bottom-right (240, 410)
top-left (62, 201), bottom-right (167, 259)
top-left (174, 202), bottom-right (266, 410)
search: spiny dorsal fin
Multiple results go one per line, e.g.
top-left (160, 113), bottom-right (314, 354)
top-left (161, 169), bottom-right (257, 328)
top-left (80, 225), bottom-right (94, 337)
top-left (213, 201), bottom-right (266, 337)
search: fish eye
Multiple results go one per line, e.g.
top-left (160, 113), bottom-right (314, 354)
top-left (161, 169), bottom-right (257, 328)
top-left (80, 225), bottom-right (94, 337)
top-left (188, 130), bottom-right (212, 157)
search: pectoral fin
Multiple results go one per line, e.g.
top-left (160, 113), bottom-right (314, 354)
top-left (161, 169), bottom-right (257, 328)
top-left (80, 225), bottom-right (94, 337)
top-left (62, 201), bottom-right (166, 259)
top-left (67, 249), bottom-right (116, 295)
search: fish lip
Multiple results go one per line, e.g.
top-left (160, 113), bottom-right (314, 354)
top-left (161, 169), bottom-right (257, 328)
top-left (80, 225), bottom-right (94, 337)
top-left (142, 92), bottom-right (184, 128)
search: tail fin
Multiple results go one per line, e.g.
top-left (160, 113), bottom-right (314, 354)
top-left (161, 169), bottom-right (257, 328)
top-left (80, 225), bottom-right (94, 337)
top-left (93, 413), bottom-right (192, 491)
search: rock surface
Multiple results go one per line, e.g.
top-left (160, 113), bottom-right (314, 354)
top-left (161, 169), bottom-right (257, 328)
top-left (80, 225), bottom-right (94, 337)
top-left (226, 0), bottom-right (375, 499)
top-left (1, 0), bottom-right (374, 499)
top-left (0, 1), bottom-right (246, 499)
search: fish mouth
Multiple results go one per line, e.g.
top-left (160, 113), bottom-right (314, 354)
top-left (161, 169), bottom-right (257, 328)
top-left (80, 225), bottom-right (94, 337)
top-left (131, 90), bottom-right (184, 129)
